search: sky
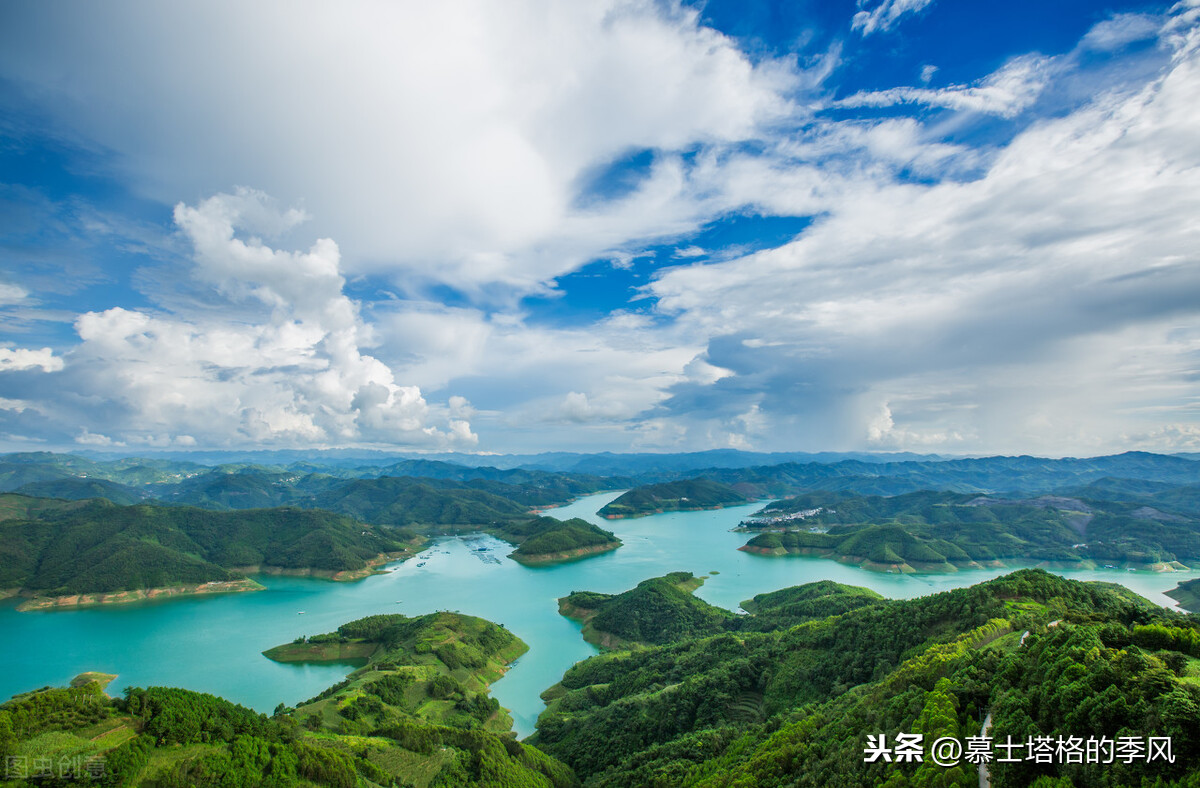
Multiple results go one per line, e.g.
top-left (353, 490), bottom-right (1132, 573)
top-left (0, 0), bottom-right (1198, 457)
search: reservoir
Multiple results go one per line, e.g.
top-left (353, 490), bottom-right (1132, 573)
top-left (0, 491), bottom-right (1193, 738)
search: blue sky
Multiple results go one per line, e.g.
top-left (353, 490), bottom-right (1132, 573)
top-left (0, 0), bottom-right (1198, 456)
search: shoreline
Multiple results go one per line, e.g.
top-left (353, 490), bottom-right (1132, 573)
top-left (599, 501), bottom-right (756, 520)
top-left (230, 547), bottom-right (420, 582)
top-left (737, 545), bottom-right (1191, 575)
top-left (15, 578), bottom-right (266, 611)
top-left (510, 541), bottom-right (621, 566)
top-left (12, 548), bottom-right (422, 612)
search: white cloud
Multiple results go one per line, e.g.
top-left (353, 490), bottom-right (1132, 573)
top-left (50, 192), bottom-right (478, 449)
top-left (852, 0), bottom-right (934, 37)
top-left (0, 284), bottom-right (29, 305)
top-left (0, 0), bottom-right (801, 298)
top-left (1081, 13), bottom-right (1162, 52)
top-left (837, 54), bottom-right (1054, 117)
top-left (646, 19), bottom-right (1200, 455)
top-left (0, 347), bottom-right (62, 372)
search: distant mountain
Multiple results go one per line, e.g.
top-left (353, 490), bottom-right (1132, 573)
top-left (13, 478), bottom-right (146, 505)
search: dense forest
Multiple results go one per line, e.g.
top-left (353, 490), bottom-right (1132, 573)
top-left (597, 479), bottom-right (751, 519)
top-left (5, 571), bottom-right (1200, 785)
top-left (740, 490), bottom-right (1200, 572)
top-left (507, 518), bottom-right (620, 563)
top-left (532, 569), bottom-right (1200, 787)
top-left (0, 495), bottom-right (418, 599)
top-left (269, 612), bottom-right (530, 735)
top-left (558, 572), bottom-right (733, 648)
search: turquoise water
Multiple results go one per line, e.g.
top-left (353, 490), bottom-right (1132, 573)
top-left (0, 491), bottom-right (1193, 738)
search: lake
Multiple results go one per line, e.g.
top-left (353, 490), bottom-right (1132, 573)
top-left (0, 491), bottom-right (1193, 738)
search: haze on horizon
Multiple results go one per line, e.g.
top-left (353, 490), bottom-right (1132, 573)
top-left (0, 0), bottom-right (1198, 458)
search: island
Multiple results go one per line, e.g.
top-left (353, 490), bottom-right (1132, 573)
top-left (557, 571), bottom-right (732, 649)
top-left (0, 613), bottom-right (575, 788)
top-left (596, 478), bottom-right (751, 518)
top-left (0, 494), bottom-right (423, 610)
top-left (266, 611), bottom-right (528, 735)
top-left (738, 489), bottom-right (1200, 573)
top-left (503, 516), bottom-right (622, 565)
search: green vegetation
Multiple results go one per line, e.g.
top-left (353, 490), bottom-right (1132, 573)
top-left (532, 569), bottom-right (1199, 787)
top-left (272, 612), bottom-right (528, 735)
top-left (737, 580), bottom-right (884, 630)
top-left (1167, 577), bottom-right (1200, 612)
top-left (559, 573), bottom-right (733, 648)
top-left (508, 518), bottom-right (621, 564)
top-left (740, 489), bottom-right (1200, 572)
top-left (0, 494), bottom-right (418, 603)
top-left (598, 479), bottom-right (750, 519)
top-left (1, 613), bottom-right (577, 787)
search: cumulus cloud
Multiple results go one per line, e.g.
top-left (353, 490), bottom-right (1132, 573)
top-left (33, 191), bottom-right (478, 449)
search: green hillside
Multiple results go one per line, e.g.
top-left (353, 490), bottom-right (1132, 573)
top-left (531, 569), bottom-right (1199, 787)
top-left (0, 614), bottom-right (577, 788)
top-left (741, 490), bottom-right (1200, 571)
top-left (12, 477), bottom-right (145, 505)
top-left (310, 477), bottom-right (530, 528)
top-left (558, 572), bottom-right (733, 648)
top-left (269, 612), bottom-right (528, 735)
top-left (507, 517), bottom-right (621, 564)
top-left (0, 495), bottom-right (418, 602)
top-left (597, 479), bottom-right (750, 519)
top-left (1167, 577), bottom-right (1200, 612)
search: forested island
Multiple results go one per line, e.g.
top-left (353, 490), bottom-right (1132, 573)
top-left (505, 517), bottom-right (621, 564)
top-left (558, 572), bottom-right (731, 648)
top-left (738, 489), bottom-right (1200, 573)
top-left (265, 612), bottom-right (529, 735)
top-left (596, 479), bottom-right (751, 519)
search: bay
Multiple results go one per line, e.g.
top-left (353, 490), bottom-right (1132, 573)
top-left (0, 490), bottom-right (1192, 738)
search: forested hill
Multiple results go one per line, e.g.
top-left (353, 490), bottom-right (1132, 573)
top-left (531, 569), bottom-right (1200, 787)
top-left (558, 572), bottom-right (733, 648)
top-left (0, 495), bottom-right (417, 600)
top-left (740, 489), bottom-right (1200, 572)
top-left (0, 613), bottom-right (577, 788)
top-left (597, 479), bottom-right (751, 518)
top-left (507, 517), bottom-right (621, 564)
top-left (267, 611), bottom-right (530, 735)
